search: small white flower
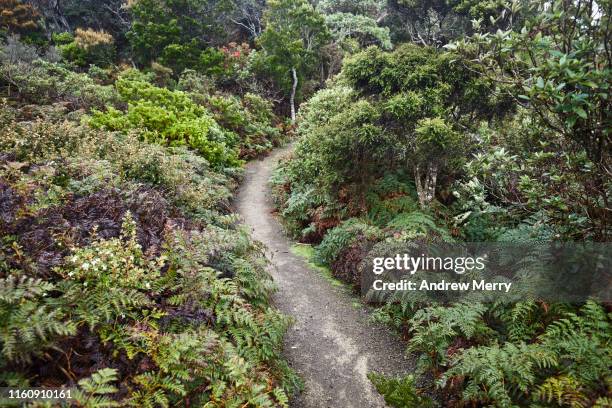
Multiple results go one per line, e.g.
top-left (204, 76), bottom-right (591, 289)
top-left (82, 262), bottom-right (90, 270)
top-left (145, 282), bottom-right (151, 289)
top-left (68, 271), bottom-right (74, 277)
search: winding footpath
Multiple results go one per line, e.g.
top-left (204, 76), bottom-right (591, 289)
top-left (236, 146), bottom-right (414, 407)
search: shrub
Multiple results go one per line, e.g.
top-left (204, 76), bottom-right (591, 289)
top-left (0, 44), bottom-right (118, 109)
top-left (368, 373), bottom-right (435, 408)
top-left (89, 70), bottom-right (241, 168)
top-left (57, 28), bottom-right (116, 68)
top-left (315, 219), bottom-right (383, 266)
top-left (205, 92), bottom-right (282, 158)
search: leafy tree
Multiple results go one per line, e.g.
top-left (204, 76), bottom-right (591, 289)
top-left (229, 0), bottom-right (266, 39)
top-left (258, 0), bottom-right (330, 122)
top-left (451, 0), bottom-right (611, 238)
top-left (341, 43), bottom-right (510, 206)
top-left (384, 0), bottom-right (469, 45)
top-left (126, 0), bottom-right (234, 71)
top-left (317, 0), bottom-right (391, 50)
top-left (384, 0), bottom-right (528, 45)
top-left (324, 12), bottom-right (392, 50)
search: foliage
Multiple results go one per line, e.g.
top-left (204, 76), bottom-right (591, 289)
top-left (0, 40), bottom-right (118, 108)
top-left (258, 0), bottom-right (330, 114)
top-left (315, 218), bottom-right (383, 265)
top-left (325, 12), bottom-right (392, 50)
top-left (89, 69), bottom-right (241, 168)
top-left (72, 368), bottom-right (120, 408)
top-left (204, 91), bottom-right (283, 158)
top-left (0, 107), bottom-right (298, 406)
top-left (126, 0), bottom-right (234, 72)
top-left (56, 28), bottom-right (116, 68)
top-left (368, 373), bottom-right (436, 407)
top-left (450, 0), bottom-right (610, 239)
top-left (407, 302), bottom-right (493, 371)
top-left (433, 302), bottom-right (610, 407)
top-left (0, 0), bottom-right (45, 44)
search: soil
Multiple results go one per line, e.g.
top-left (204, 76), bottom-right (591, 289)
top-left (235, 145), bottom-right (415, 408)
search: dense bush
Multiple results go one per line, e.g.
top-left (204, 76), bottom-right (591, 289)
top-left (89, 68), bottom-right (285, 168)
top-left (271, 2), bottom-right (611, 406)
top-left (0, 112), bottom-right (298, 406)
top-left (203, 92), bottom-right (284, 159)
top-left (55, 28), bottom-right (116, 68)
top-left (0, 39), bottom-right (118, 109)
top-left (89, 69), bottom-right (242, 168)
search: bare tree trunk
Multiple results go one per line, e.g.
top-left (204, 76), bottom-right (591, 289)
top-left (415, 163), bottom-right (438, 208)
top-left (290, 67), bottom-right (298, 124)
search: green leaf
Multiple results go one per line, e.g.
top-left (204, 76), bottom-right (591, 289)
top-left (574, 107), bottom-right (587, 119)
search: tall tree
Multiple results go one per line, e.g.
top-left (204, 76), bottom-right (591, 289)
top-left (258, 0), bottom-right (329, 122)
top-left (318, 0), bottom-right (391, 50)
top-left (341, 44), bottom-right (512, 206)
top-left (126, 0), bottom-right (234, 70)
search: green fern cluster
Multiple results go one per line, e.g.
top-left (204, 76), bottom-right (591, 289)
top-left (315, 218), bottom-right (383, 265)
top-left (432, 301), bottom-right (612, 407)
top-left (368, 373), bottom-right (435, 408)
top-left (407, 302), bottom-right (494, 371)
top-left (373, 297), bottom-right (611, 407)
top-left (0, 276), bottom-right (75, 366)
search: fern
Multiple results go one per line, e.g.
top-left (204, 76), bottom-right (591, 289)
top-left (534, 376), bottom-right (590, 408)
top-left (0, 276), bottom-right (76, 364)
top-left (368, 373), bottom-right (435, 408)
top-left (440, 342), bottom-right (558, 407)
top-left (272, 387), bottom-right (290, 408)
top-left (73, 368), bottom-right (120, 408)
top-left (407, 302), bottom-right (493, 370)
top-left (539, 300), bottom-right (611, 386)
top-left (388, 211), bottom-right (453, 241)
top-left (494, 300), bottom-right (544, 342)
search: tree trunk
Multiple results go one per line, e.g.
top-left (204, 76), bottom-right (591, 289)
top-left (415, 163), bottom-right (438, 208)
top-left (290, 67), bottom-right (298, 124)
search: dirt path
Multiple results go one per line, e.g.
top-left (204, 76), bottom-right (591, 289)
top-left (236, 146), bottom-right (414, 408)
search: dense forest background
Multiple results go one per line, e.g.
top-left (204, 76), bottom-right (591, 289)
top-left (0, 0), bottom-right (610, 406)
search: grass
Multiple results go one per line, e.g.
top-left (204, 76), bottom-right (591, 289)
top-left (289, 244), bottom-right (374, 312)
top-left (290, 243), bottom-right (346, 289)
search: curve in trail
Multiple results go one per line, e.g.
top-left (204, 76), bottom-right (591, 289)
top-left (236, 145), bottom-right (414, 408)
